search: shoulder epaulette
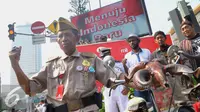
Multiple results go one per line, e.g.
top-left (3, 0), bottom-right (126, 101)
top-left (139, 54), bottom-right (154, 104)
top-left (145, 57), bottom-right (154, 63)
top-left (80, 52), bottom-right (96, 58)
top-left (46, 56), bottom-right (60, 63)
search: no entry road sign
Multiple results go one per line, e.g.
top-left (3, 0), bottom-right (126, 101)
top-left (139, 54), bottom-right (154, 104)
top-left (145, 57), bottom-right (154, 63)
top-left (31, 21), bottom-right (45, 34)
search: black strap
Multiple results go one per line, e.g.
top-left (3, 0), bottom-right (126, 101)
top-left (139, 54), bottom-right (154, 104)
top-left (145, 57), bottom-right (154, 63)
top-left (82, 92), bottom-right (102, 108)
top-left (46, 104), bottom-right (68, 112)
top-left (54, 104), bottom-right (68, 112)
top-left (46, 104), bottom-right (54, 112)
top-left (81, 94), bottom-right (96, 107)
top-left (46, 93), bottom-right (99, 112)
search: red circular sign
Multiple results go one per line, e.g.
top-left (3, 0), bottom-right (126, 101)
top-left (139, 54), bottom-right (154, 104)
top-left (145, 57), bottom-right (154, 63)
top-left (31, 21), bottom-right (45, 34)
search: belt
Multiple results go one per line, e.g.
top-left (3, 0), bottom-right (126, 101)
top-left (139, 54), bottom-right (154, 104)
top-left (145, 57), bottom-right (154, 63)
top-left (67, 95), bottom-right (96, 111)
top-left (48, 95), bottom-right (96, 111)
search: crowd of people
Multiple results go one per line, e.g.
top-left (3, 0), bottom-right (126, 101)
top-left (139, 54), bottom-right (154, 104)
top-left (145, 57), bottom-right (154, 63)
top-left (8, 16), bottom-right (200, 112)
top-left (77, 36), bottom-right (108, 45)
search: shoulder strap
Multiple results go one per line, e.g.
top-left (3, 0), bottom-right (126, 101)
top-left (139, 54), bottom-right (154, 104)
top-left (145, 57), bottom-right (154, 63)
top-left (80, 52), bottom-right (96, 58)
top-left (46, 56), bottom-right (60, 63)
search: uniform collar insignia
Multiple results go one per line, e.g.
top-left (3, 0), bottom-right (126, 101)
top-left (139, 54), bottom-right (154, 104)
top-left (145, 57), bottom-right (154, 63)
top-left (61, 50), bottom-right (80, 60)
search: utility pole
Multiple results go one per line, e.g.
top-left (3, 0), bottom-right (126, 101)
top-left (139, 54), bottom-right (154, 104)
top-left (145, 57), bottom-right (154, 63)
top-left (169, 8), bottom-right (185, 42)
top-left (88, 0), bottom-right (91, 11)
top-left (78, 0), bottom-right (81, 15)
top-left (0, 73), bottom-right (1, 96)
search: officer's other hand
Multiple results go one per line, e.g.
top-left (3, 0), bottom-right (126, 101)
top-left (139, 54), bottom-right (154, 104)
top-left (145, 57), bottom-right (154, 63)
top-left (121, 86), bottom-right (129, 95)
top-left (122, 58), bottom-right (127, 66)
top-left (138, 61), bottom-right (147, 65)
top-left (9, 46), bottom-right (22, 62)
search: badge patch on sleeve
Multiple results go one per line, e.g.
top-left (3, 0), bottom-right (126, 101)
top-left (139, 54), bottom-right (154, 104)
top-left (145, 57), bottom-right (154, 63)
top-left (82, 60), bottom-right (91, 67)
top-left (89, 66), bottom-right (95, 73)
top-left (76, 65), bottom-right (83, 71)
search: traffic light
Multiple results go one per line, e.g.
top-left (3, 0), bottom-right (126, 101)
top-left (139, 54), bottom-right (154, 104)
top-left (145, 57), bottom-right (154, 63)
top-left (8, 24), bottom-right (15, 41)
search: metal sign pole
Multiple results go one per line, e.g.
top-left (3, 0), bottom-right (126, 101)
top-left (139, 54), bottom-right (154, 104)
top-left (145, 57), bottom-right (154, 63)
top-left (99, 0), bottom-right (101, 8)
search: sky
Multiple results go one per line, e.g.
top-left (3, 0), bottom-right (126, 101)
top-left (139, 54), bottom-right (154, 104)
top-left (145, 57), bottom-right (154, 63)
top-left (0, 0), bottom-right (199, 84)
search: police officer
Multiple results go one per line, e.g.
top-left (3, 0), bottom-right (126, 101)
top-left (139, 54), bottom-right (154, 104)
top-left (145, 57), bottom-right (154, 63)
top-left (9, 17), bottom-right (124, 112)
top-left (97, 47), bottom-right (129, 112)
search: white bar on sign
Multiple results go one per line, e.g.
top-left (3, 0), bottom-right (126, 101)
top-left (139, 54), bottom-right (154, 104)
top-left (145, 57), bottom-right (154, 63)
top-left (50, 35), bottom-right (57, 38)
top-left (32, 26), bottom-right (45, 30)
top-left (32, 39), bottom-right (46, 45)
top-left (32, 35), bottom-right (45, 38)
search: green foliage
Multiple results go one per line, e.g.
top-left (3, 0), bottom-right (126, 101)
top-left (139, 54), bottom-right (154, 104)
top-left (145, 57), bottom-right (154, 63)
top-left (99, 102), bottom-right (105, 112)
top-left (68, 0), bottom-right (89, 16)
top-left (128, 88), bottom-right (134, 99)
top-left (99, 87), bottom-right (105, 112)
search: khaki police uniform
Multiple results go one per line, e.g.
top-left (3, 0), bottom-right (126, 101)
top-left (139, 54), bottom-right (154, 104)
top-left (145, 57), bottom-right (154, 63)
top-left (29, 17), bottom-right (120, 112)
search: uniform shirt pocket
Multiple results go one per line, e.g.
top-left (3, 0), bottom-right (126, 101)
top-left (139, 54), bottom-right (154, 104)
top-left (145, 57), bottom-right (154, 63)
top-left (47, 69), bottom-right (60, 97)
top-left (75, 69), bottom-right (95, 90)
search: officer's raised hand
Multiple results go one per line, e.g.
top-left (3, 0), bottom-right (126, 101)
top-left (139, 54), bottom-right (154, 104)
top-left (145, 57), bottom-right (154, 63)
top-left (122, 58), bottom-right (127, 66)
top-left (9, 46), bottom-right (22, 63)
top-left (122, 58), bottom-right (129, 74)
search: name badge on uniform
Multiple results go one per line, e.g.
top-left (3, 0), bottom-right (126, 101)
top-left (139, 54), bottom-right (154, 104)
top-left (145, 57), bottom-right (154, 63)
top-left (82, 60), bottom-right (90, 67)
top-left (58, 74), bottom-right (64, 79)
top-left (89, 66), bottom-right (95, 73)
top-left (56, 84), bottom-right (64, 99)
top-left (84, 66), bottom-right (89, 72)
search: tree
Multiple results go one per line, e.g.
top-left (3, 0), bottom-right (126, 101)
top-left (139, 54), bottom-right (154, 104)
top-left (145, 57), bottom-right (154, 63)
top-left (68, 0), bottom-right (89, 16)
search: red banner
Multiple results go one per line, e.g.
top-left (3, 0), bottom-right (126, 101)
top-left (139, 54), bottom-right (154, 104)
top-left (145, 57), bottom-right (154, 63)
top-left (71, 0), bottom-right (151, 43)
top-left (77, 35), bottom-right (172, 61)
